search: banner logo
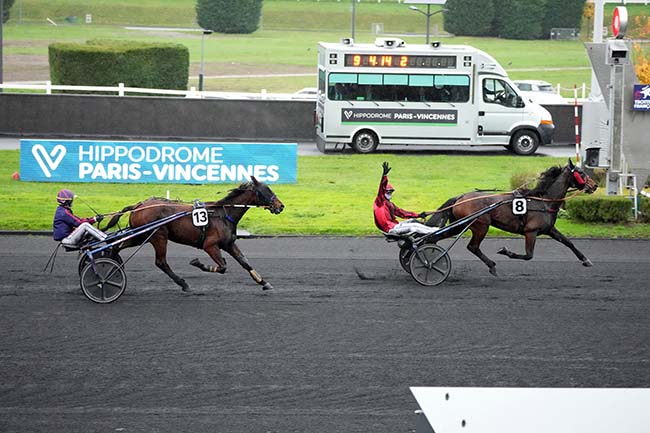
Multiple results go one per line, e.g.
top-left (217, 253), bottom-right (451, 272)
top-left (31, 144), bottom-right (67, 178)
top-left (340, 108), bottom-right (457, 125)
top-left (633, 84), bottom-right (650, 111)
top-left (20, 140), bottom-right (297, 184)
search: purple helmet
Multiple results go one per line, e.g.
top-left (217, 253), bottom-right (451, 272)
top-left (56, 189), bottom-right (74, 206)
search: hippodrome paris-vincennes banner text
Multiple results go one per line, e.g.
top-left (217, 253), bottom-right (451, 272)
top-left (19, 140), bottom-right (297, 184)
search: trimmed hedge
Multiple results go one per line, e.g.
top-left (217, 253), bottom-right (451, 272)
top-left (565, 196), bottom-right (633, 223)
top-left (48, 40), bottom-right (189, 90)
top-left (196, 0), bottom-right (262, 34)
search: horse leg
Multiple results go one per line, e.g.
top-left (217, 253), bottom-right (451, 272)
top-left (547, 227), bottom-right (593, 267)
top-left (189, 244), bottom-right (227, 274)
top-left (151, 238), bottom-right (190, 292)
top-left (225, 242), bottom-right (274, 290)
top-left (496, 232), bottom-right (537, 261)
top-left (466, 224), bottom-right (498, 276)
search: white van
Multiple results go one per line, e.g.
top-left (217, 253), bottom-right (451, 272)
top-left (315, 38), bottom-right (554, 155)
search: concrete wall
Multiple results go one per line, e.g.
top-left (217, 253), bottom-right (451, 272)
top-left (0, 93), bottom-right (577, 145)
top-left (0, 93), bottom-right (316, 141)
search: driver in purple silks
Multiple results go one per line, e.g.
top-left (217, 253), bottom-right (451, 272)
top-left (373, 162), bottom-right (439, 236)
top-left (52, 189), bottom-right (106, 249)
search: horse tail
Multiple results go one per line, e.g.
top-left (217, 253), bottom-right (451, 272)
top-left (425, 195), bottom-right (462, 228)
top-left (102, 202), bottom-right (141, 230)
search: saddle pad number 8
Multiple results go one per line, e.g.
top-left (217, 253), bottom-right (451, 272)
top-left (512, 198), bottom-right (527, 215)
top-left (192, 208), bottom-right (209, 227)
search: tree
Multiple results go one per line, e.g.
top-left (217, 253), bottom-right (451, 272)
top-left (542, 0), bottom-right (586, 39)
top-left (196, 0), bottom-right (263, 34)
top-left (494, 0), bottom-right (547, 40)
top-left (2, 0), bottom-right (17, 24)
top-left (444, 0), bottom-right (496, 37)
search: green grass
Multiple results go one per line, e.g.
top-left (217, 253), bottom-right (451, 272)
top-left (2, 150), bottom-right (649, 237)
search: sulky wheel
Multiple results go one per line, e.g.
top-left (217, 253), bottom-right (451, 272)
top-left (408, 244), bottom-right (452, 286)
top-left (80, 257), bottom-right (127, 304)
top-left (399, 245), bottom-right (413, 273)
top-left (78, 249), bottom-right (122, 275)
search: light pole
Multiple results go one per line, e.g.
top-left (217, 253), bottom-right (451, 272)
top-left (408, 5), bottom-right (446, 45)
top-left (351, 0), bottom-right (356, 40)
top-left (199, 29), bottom-right (212, 91)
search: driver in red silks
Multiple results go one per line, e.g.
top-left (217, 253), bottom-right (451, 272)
top-left (373, 162), bottom-right (439, 236)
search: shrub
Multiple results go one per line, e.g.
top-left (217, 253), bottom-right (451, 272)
top-left (48, 40), bottom-right (189, 90)
top-left (444, 0), bottom-right (495, 37)
top-left (565, 196), bottom-right (633, 223)
top-left (196, 0), bottom-right (262, 34)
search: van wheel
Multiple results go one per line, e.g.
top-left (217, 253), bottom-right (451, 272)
top-left (351, 130), bottom-right (379, 154)
top-left (510, 130), bottom-right (539, 155)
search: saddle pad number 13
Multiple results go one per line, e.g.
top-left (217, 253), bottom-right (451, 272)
top-left (512, 198), bottom-right (527, 215)
top-left (192, 208), bottom-right (209, 227)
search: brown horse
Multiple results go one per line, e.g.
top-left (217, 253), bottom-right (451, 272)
top-left (103, 176), bottom-right (284, 292)
top-left (425, 159), bottom-right (598, 276)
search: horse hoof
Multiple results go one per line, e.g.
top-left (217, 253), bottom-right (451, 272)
top-left (189, 258), bottom-right (201, 268)
top-left (262, 282), bottom-right (274, 291)
top-left (582, 259), bottom-right (593, 267)
top-left (489, 267), bottom-right (498, 277)
top-left (496, 247), bottom-right (508, 256)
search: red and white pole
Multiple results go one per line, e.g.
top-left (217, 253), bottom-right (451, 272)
top-left (574, 84), bottom-right (581, 165)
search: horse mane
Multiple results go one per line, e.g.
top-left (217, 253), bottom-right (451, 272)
top-left (214, 181), bottom-right (254, 205)
top-left (520, 166), bottom-right (564, 197)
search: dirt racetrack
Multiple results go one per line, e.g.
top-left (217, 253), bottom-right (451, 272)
top-left (1, 235), bottom-right (650, 433)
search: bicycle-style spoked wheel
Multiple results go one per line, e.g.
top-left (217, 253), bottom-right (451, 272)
top-left (80, 257), bottom-right (127, 303)
top-left (408, 244), bottom-right (451, 286)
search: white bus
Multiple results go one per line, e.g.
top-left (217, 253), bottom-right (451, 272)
top-left (315, 38), bottom-right (555, 155)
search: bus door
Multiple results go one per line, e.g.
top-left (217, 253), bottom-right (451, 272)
top-left (477, 77), bottom-right (524, 145)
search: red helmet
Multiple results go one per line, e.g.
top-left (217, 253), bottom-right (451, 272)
top-left (56, 189), bottom-right (74, 206)
top-left (386, 182), bottom-right (395, 192)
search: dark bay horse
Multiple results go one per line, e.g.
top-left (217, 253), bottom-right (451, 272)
top-left (103, 176), bottom-right (284, 292)
top-left (425, 159), bottom-right (598, 276)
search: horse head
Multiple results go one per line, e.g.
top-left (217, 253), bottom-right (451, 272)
top-left (251, 176), bottom-right (285, 214)
top-left (567, 159), bottom-right (598, 194)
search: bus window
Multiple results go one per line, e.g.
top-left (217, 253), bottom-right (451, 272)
top-left (435, 75), bottom-right (470, 102)
top-left (328, 73), bottom-right (358, 100)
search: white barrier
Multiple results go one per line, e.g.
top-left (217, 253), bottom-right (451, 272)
top-left (0, 81), bottom-right (317, 101)
top-left (411, 387), bottom-right (650, 433)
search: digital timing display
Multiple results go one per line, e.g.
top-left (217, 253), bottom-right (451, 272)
top-left (344, 54), bottom-right (457, 69)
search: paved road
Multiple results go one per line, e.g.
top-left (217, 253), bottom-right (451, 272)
top-left (1, 235), bottom-right (649, 433)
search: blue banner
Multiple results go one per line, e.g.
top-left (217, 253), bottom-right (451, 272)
top-left (20, 140), bottom-right (297, 184)
top-left (633, 84), bottom-right (650, 111)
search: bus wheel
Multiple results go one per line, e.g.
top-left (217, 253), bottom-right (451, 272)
top-left (351, 130), bottom-right (379, 154)
top-left (510, 130), bottom-right (539, 155)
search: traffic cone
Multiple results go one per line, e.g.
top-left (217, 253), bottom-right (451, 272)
top-left (11, 172), bottom-right (20, 180)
